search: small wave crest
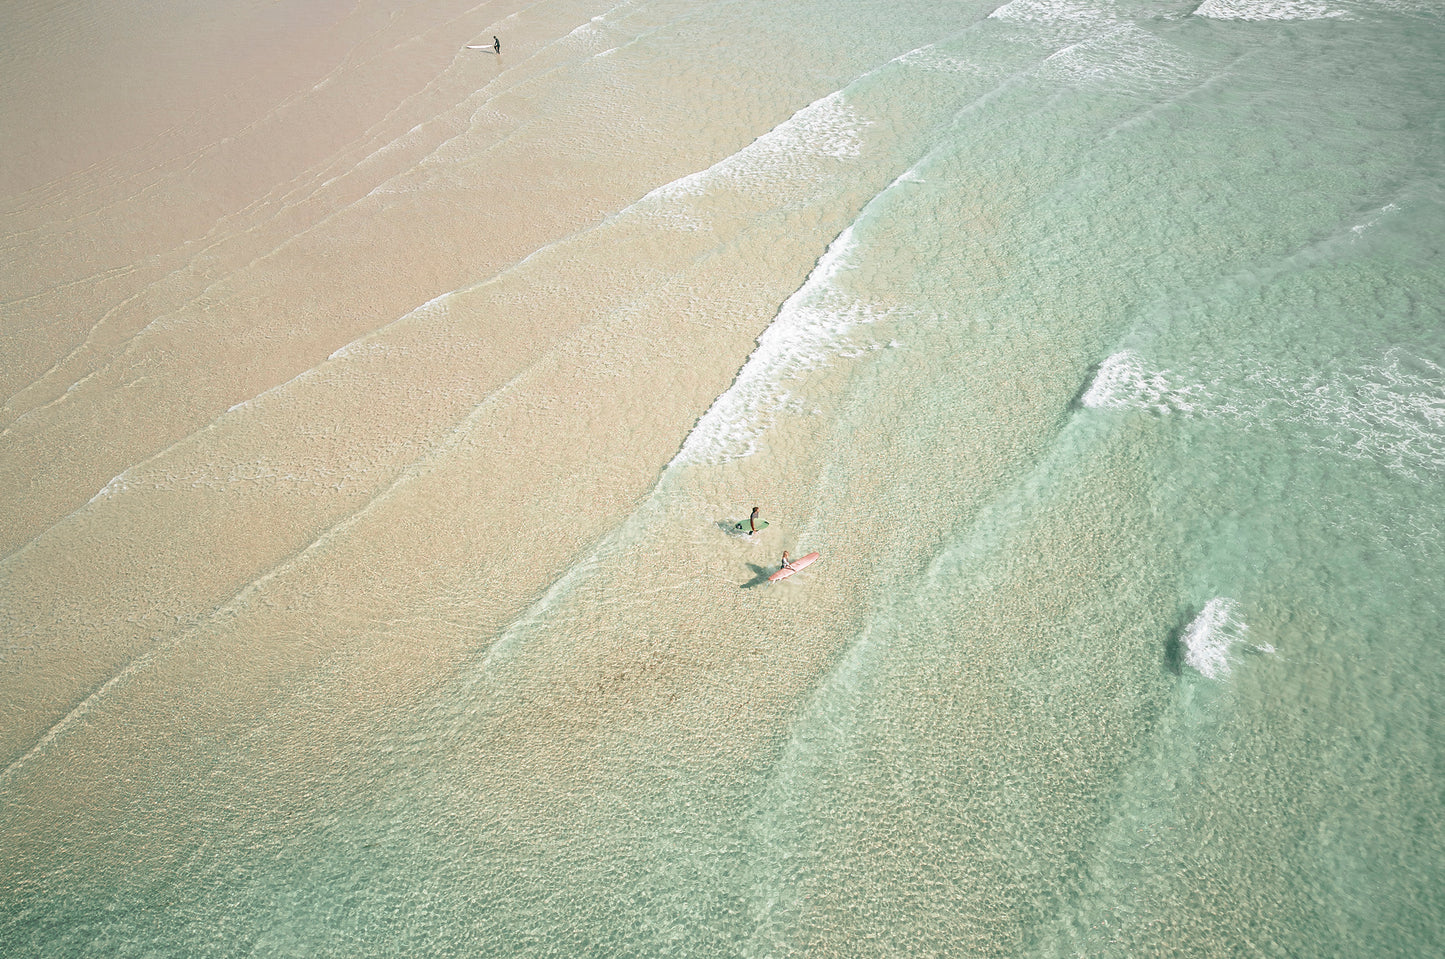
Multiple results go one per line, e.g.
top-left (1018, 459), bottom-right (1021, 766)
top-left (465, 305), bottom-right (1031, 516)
top-left (1181, 598), bottom-right (1273, 680)
top-left (675, 229), bottom-right (900, 466)
top-left (989, 0), bottom-right (1116, 27)
top-left (639, 93), bottom-right (871, 230)
top-left (1041, 23), bottom-right (1196, 93)
top-left (88, 472), bottom-right (131, 503)
top-left (896, 46), bottom-right (985, 77)
top-left (1194, 0), bottom-right (1345, 20)
top-left (1349, 202), bottom-right (1400, 239)
top-left (1081, 350), bottom-right (1205, 414)
top-left (1083, 348), bottom-right (1445, 480)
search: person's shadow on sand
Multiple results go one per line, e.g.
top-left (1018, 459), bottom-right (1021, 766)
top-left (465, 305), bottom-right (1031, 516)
top-left (740, 564), bottom-right (773, 589)
top-left (715, 519), bottom-right (772, 586)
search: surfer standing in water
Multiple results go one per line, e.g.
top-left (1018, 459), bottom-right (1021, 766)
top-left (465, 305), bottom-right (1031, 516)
top-left (494, 36), bottom-right (501, 54)
top-left (749, 506), bottom-right (761, 535)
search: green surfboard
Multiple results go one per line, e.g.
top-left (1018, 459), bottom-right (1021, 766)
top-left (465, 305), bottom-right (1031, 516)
top-left (734, 519), bottom-right (769, 533)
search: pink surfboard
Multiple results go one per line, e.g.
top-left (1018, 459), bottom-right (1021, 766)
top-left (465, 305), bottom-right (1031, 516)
top-left (769, 551), bottom-right (820, 583)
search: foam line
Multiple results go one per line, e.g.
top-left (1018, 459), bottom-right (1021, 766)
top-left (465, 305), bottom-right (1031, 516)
top-left (1081, 350), bottom-right (1205, 414)
top-left (0, 345), bottom-right (339, 572)
top-left (0, 277), bottom-right (468, 570)
top-left (1100, 55), bottom-right (1243, 144)
top-left (0, 642), bottom-right (162, 786)
top-left (0, 261), bottom-right (138, 313)
top-left (1194, 0), bottom-right (1345, 20)
top-left (1082, 345), bottom-right (1445, 480)
top-left (1181, 598), bottom-right (1245, 679)
top-left (8, 49), bottom-right (821, 557)
top-left (433, 47), bottom-right (1025, 704)
top-left (989, 0), bottom-right (1117, 29)
top-left (671, 53), bottom-right (1060, 468)
top-left (735, 358), bottom-right (1139, 947)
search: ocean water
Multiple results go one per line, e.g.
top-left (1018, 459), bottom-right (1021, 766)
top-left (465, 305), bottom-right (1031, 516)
top-left (2, 0), bottom-right (1442, 956)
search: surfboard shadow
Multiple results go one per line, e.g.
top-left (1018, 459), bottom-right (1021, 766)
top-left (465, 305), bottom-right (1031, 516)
top-left (739, 564), bottom-right (773, 589)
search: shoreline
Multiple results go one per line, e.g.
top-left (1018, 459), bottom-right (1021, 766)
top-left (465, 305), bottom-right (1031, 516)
top-left (0, 0), bottom-right (896, 843)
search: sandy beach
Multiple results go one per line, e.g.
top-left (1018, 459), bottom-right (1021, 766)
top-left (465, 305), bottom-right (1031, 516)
top-left (2, 0), bottom-right (933, 910)
top-left (5, 1), bottom-right (1442, 955)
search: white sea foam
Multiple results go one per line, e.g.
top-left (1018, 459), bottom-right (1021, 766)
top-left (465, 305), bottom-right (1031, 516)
top-left (558, 17), bottom-right (613, 55)
top-left (639, 93), bottom-right (871, 229)
top-left (1349, 201), bottom-right (1399, 239)
top-left (1041, 23), bottom-right (1195, 92)
top-left (1194, 0), bottom-right (1345, 20)
top-left (324, 294), bottom-right (450, 365)
top-left (1366, 0), bottom-right (1444, 14)
top-left (989, 0), bottom-right (1117, 27)
top-left (897, 46), bottom-right (986, 77)
top-left (1181, 598), bottom-right (1273, 679)
top-left (675, 228), bottom-right (899, 466)
top-left (1082, 350), bottom-right (1205, 414)
top-left (1084, 348), bottom-right (1445, 480)
top-left (1245, 349), bottom-right (1445, 478)
top-left (88, 473), bottom-right (131, 503)
top-left (988, 0), bottom-right (1199, 98)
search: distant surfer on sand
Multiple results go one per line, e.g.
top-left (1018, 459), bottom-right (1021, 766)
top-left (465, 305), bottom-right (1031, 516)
top-left (494, 35), bottom-right (501, 54)
top-left (749, 506), bottom-right (761, 535)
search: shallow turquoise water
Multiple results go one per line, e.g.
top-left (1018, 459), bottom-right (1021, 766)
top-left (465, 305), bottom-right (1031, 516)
top-left (3, 0), bottom-right (1442, 955)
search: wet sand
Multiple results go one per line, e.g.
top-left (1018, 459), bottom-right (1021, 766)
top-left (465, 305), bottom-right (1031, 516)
top-left (0, 0), bottom-right (895, 883)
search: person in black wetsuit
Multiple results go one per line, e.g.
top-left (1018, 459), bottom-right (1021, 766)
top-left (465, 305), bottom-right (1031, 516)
top-left (494, 36), bottom-right (501, 54)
